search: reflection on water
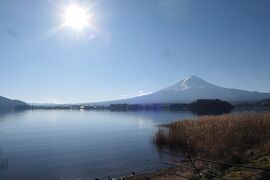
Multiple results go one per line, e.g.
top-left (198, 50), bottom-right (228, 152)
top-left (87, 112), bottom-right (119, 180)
top-left (0, 148), bottom-right (8, 172)
top-left (0, 110), bottom-right (196, 180)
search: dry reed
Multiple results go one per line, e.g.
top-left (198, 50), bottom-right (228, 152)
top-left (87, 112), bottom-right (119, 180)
top-left (154, 112), bottom-right (270, 161)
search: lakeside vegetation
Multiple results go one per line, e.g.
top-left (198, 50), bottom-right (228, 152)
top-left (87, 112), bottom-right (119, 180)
top-left (190, 99), bottom-right (233, 115)
top-left (31, 98), bottom-right (270, 113)
top-left (32, 103), bottom-right (190, 111)
top-left (0, 96), bottom-right (31, 112)
top-left (32, 99), bottom-right (236, 114)
top-left (151, 112), bottom-right (270, 179)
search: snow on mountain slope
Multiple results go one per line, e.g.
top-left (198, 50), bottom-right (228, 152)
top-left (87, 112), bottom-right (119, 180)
top-left (162, 76), bottom-right (219, 91)
top-left (96, 76), bottom-right (270, 105)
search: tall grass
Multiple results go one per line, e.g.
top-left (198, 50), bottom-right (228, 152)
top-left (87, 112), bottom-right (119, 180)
top-left (154, 112), bottom-right (270, 161)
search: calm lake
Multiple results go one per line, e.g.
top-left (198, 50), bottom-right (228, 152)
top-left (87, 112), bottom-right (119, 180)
top-left (0, 110), bottom-right (196, 180)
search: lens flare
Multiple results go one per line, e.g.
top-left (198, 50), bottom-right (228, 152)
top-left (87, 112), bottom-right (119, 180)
top-left (64, 4), bottom-right (89, 31)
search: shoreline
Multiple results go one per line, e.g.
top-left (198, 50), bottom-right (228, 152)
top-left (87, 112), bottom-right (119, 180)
top-left (129, 112), bottom-right (270, 180)
top-left (124, 167), bottom-right (183, 180)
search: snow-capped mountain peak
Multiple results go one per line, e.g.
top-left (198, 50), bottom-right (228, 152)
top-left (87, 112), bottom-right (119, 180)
top-left (90, 76), bottom-right (270, 105)
top-left (164, 75), bottom-right (217, 91)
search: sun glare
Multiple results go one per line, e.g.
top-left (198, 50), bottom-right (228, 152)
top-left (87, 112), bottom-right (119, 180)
top-left (64, 4), bottom-right (89, 31)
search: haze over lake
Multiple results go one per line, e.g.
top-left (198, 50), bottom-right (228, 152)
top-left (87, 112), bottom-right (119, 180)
top-left (0, 110), bottom-right (196, 180)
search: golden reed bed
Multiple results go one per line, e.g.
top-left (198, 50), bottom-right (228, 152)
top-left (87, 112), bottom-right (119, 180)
top-left (155, 112), bottom-right (270, 161)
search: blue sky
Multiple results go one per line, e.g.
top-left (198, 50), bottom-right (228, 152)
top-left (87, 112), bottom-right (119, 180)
top-left (0, 0), bottom-right (270, 103)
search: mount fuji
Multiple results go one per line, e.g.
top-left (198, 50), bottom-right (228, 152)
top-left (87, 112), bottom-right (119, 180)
top-left (93, 76), bottom-right (270, 105)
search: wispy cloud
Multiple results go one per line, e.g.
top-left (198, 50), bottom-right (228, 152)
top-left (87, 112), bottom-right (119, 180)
top-left (27, 97), bottom-right (63, 105)
top-left (47, 98), bottom-right (60, 104)
top-left (120, 91), bottom-right (153, 99)
top-left (137, 90), bottom-right (153, 96)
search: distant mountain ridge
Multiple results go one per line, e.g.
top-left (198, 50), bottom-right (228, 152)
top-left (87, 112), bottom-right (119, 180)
top-left (2, 76), bottom-right (270, 108)
top-left (0, 96), bottom-right (30, 111)
top-left (88, 76), bottom-right (270, 105)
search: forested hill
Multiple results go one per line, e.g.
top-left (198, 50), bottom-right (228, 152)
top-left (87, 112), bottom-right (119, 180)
top-left (0, 96), bottom-right (30, 111)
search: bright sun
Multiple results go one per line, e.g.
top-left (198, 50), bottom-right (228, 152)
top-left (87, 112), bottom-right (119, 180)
top-left (64, 4), bottom-right (89, 31)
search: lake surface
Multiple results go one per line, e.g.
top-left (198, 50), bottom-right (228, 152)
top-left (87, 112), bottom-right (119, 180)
top-left (0, 110), bottom-right (196, 180)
